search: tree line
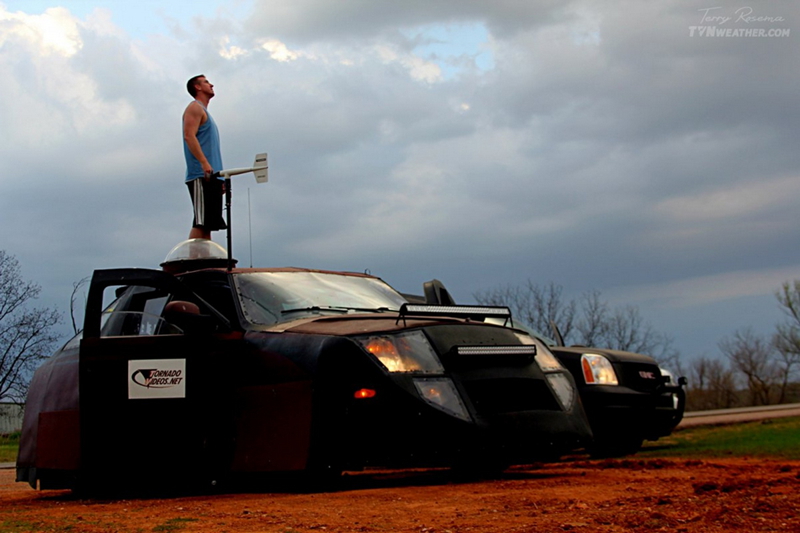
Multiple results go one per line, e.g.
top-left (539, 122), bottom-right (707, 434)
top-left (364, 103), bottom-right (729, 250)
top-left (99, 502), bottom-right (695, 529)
top-left (687, 281), bottom-right (800, 410)
top-left (473, 281), bottom-right (681, 370)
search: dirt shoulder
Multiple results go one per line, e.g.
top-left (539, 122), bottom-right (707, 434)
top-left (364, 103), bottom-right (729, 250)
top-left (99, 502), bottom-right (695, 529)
top-left (2, 457), bottom-right (799, 532)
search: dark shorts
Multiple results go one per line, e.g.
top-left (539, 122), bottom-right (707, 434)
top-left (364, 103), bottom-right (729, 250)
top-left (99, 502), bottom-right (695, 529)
top-left (187, 178), bottom-right (227, 231)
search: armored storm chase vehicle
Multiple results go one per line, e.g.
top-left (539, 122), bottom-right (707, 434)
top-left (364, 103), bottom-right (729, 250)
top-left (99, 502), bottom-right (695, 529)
top-left (17, 240), bottom-right (592, 490)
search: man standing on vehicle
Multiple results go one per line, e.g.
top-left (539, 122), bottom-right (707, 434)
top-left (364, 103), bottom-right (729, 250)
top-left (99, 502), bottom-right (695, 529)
top-left (183, 74), bottom-right (226, 240)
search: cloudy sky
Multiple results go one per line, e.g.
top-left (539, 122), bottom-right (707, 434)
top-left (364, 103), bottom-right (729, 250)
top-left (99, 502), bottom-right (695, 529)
top-left (1, 0), bottom-right (798, 362)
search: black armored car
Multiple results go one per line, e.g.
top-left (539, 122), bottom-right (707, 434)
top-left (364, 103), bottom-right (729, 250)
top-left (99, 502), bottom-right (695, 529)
top-left (17, 240), bottom-right (592, 490)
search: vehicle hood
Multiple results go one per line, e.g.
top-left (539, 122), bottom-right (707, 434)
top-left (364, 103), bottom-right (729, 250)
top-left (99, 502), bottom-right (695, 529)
top-left (253, 313), bottom-right (498, 336)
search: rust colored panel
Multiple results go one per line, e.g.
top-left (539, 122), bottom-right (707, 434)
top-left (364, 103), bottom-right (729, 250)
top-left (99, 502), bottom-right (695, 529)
top-left (36, 410), bottom-right (80, 470)
top-left (231, 381), bottom-right (313, 472)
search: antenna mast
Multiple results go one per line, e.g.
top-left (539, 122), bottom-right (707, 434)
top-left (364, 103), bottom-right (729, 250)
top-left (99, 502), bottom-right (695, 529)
top-left (212, 153), bottom-right (268, 271)
top-left (248, 188), bottom-right (253, 268)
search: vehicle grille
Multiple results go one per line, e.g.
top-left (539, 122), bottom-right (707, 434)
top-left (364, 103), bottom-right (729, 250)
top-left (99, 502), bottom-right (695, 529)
top-left (462, 378), bottom-right (561, 415)
top-left (617, 363), bottom-right (663, 393)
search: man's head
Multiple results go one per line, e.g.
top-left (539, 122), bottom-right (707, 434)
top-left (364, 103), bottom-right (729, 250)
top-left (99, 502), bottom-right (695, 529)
top-left (187, 75), bottom-right (214, 98)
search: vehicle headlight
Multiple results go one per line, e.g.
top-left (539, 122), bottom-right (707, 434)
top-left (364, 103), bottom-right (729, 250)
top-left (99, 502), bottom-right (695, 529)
top-left (581, 353), bottom-right (619, 385)
top-left (414, 377), bottom-right (471, 422)
top-left (514, 332), bottom-right (564, 372)
top-left (546, 373), bottom-right (575, 411)
top-left (357, 330), bottom-right (444, 373)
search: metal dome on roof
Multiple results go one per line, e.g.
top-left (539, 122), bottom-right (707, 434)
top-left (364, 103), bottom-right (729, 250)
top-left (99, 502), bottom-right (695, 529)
top-left (160, 239), bottom-right (236, 273)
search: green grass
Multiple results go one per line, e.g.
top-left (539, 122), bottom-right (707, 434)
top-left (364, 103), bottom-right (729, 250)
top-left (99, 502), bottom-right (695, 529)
top-left (0, 519), bottom-right (75, 532)
top-left (0, 516), bottom-right (192, 533)
top-left (152, 518), bottom-right (198, 532)
top-left (0, 433), bottom-right (19, 463)
top-left (0, 517), bottom-right (141, 533)
top-left (639, 416), bottom-right (800, 459)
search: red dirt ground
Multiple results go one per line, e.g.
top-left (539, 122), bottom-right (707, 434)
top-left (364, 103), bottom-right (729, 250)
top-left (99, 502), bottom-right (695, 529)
top-left (2, 457), bottom-right (799, 532)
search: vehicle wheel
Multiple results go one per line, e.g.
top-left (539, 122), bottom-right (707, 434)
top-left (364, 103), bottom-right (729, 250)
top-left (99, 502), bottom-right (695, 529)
top-left (588, 433), bottom-right (644, 459)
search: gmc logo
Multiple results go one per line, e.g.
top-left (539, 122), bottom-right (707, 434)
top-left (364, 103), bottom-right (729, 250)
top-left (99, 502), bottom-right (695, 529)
top-left (639, 371), bottom-right (656, 379)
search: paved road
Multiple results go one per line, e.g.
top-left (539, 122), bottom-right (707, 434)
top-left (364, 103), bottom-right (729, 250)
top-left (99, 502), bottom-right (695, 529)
top-left (678, 402), bottom-right (800, 428)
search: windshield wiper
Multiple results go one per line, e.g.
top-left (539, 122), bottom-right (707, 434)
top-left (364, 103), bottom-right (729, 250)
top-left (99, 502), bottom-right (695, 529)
top-left (337, 306), bottom-right (394, 313)
top-left (281, 306), bottom-right (395, 315)
top-left (281, 306), bottom-right (350, 315)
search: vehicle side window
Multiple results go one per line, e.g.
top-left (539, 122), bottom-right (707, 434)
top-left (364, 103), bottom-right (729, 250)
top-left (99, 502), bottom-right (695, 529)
top-left (179, 271), bottom-right (241, 325)
top-left (100, 286), bottom-right (181, 337)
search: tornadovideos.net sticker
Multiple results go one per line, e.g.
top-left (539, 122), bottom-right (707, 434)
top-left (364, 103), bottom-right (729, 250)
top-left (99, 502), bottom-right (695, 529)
top-left (128, 359), bottom-right (186, 399)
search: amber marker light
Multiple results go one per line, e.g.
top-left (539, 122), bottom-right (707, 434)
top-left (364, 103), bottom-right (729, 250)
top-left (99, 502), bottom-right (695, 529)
top-left (581, 357), bottom-right (596, 383)
top-left (354, 388), bottom-right (377, 399)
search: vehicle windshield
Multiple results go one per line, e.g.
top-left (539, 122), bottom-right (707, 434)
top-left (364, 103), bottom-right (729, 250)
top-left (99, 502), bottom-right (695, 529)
top-left (235, 271), bottom-right (408, 326)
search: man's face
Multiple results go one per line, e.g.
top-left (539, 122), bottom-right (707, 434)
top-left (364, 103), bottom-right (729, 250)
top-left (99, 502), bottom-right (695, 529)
top-left (194, 76), bottom-right (215, 97)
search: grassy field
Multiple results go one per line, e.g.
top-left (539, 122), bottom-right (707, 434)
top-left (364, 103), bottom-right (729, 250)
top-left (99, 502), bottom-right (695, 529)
top-left (2, 417), bottom-right (800, 464)
top-left (0, 433), bottom-right (19, 463)
top-left (639, 416), bottom-right (800, 460)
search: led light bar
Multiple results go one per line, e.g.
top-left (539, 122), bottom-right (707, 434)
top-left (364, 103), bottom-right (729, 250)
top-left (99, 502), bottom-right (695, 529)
top-left (402, 304), bottom-right (510, 316)
top-left (397, 304), bottom-right (512, 325)
top-left (457, 345), bottom-right (537, 356)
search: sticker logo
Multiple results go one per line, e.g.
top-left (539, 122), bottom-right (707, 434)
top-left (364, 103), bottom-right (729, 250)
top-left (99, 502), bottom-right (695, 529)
top-left (128, 359), bottom-right (186, 399)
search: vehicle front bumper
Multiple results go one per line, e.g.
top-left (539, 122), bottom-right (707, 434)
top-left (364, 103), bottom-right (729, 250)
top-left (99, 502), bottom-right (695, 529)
top-left (578, 384), bottom-right (685, 440)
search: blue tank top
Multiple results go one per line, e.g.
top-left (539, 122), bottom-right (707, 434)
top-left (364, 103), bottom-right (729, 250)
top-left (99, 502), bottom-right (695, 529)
top-left (184, 101), bottom-right (223, 182)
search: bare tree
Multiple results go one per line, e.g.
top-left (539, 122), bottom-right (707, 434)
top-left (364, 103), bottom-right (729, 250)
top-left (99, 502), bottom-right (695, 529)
top-left (473, 281), bottom-right (576, 339)
top-left (574, 290), bottom-right (609, 347)
top-left (70, 276), bottom-right (90, 335)
top-left (685, 355), bottom-right (738, 411)
top-left (604, 306), bottom-right (664, 352)
top-left (773, 280), bottom-right (800, 403)
top-left (719, 328), bottom-right (777, 406)
top-left (0, 250), bottom-right (62, 402)
top-left (574, 294), bottom-right (679, 366)
top-left (687, 356), bottom-right (711, 398)
top-left (474, 281), bottom-right (679, 369)
top-left (708, 360), bottom-right (739, 408)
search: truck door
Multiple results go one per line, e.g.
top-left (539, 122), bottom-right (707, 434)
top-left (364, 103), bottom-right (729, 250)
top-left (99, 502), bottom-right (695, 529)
top-left (79, 268), bottom-right (237, 486)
